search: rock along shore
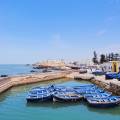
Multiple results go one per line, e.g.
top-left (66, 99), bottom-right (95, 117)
top-left (67, 72), bottom-right (120, 95)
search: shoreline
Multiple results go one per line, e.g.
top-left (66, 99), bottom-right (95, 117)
top-left (67, 72), bottom-right (120, 95)
top-left (1, 70), bottom-right (120, 95)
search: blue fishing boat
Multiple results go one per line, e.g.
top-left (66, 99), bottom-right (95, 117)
top-left (26, 87), bottom-right (53, 102)
top-left (53, 86), bottom-right (68, 92)
top-left (53, 91), bottom-right (83, 102)
top-left (92, 70), bottom-right (106, 76)
top-left (75, 87), bottom-right (104, 95)
top-left (27, 93), bottom-right (52, 102)
top-left (117, 74), bottom-right (120, 81)
top-left (87, 96), bottom-right (120, 108)
top-left (54, 86), bottom-right (75, 93)
top-left (73, 84), bottom-right (95, 89)
top-left (84, 92), bottom-right (111, 99)
top-left (105, 72), bottom-right (120, 79)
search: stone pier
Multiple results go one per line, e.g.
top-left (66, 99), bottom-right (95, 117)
top-left (1, 71), bottom-right (120, 95)
top-left (0, 70), bottom-right (72, 94)
top-left (68, 72), bottom-right (120, 95)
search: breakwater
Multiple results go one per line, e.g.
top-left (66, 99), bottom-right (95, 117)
top-left (1, 71), bottom-right (120, 95)
top-left (91, 76), bottom-right (120, 95)
top-left (68, 72), bottom-right (120, 95)
top-left (0, 70), bottom-right (72, 94)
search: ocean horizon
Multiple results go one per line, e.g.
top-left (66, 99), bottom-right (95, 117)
top-left (0, 64), bottom-right (34, 76)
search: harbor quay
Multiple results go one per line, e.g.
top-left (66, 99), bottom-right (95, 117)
top-left (0, 70), bottom-right (120, 95)
top-left (0, 70), bottom-right (72, 94)
top-left (67, 72), bottom-right (120, 95)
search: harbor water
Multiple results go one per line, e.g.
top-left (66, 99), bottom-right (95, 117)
top-left (0, 64), bottom-right (40, 76)
top-left (0, 79), bottom-right (120, 120)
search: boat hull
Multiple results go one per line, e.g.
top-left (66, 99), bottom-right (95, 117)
top-left (87, 97), bottom-right (120, 108)
top-left (53, 95), bottom-right (83, 102)
top-left (92, 71), bottom-right (106, 76)
top-left (105, 73), bottom-right (119, 79)
top-left (88, 102), bottom-right (118, 108)
top-left (27, 96), bottom-right (53, 102)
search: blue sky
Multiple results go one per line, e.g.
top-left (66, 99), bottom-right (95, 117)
top-left (0, 0), bottom-right (120, 64)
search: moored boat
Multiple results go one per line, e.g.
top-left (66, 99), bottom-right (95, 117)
top-left (105, 72), bottom-right (120, 79)
top-left (92, 70), bottom-right (106, 76)
top-left (27, 93), bottom-right (52, 102)
top-left (26, 86), bottom-right (53, 102)
top-left (73, 84), bottom-right (95, 89)
top-left (54, 86), bottom-right (75, 93)
top-left (87, 96), bottom-right (120, 108)
top-left (53, 86), bottom-right (67, 92)
top-left (84, 92), bottom-right (111, 99)
top-left (75, 86), bottom-right (104, 95)
top-left (53, 91), bottom-right (83, 102)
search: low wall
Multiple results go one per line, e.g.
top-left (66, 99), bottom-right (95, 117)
top-left (0, 70), bottom-right (72, 94)
top-left (89, 76), bottom-right (120, 95)
top-left (108, 81), bottom-right (120, 95)
top-left (69, 72), bottom-right (120, 95)
top-left (1, 71), bottom-right (120, 95)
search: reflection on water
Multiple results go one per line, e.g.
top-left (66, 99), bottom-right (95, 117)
top-left (86, 104), bottom-right (120, 115)
top-left (26, 102), bottom-right (82, 109)
top-left (0, 78), bottom-right (120, 120)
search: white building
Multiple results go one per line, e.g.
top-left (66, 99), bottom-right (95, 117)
top-left (101, 61), bottom-right (120, 72)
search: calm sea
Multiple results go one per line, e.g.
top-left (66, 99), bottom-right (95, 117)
top-left (0, 64), bottom-right (40, 76)
top-left (0, 79), bottom-right (120, 120)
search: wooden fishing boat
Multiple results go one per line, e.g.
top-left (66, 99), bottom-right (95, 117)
top-left (84, 92), bottom-right (111, 99)
top-left (53, 91), bottom-right (83, 102)
top-left (87, 96), bottom-right (120, 108)
top-left (27, 93), bottom-right (52, 102)
top-left (92, 70), bottom-right (106, 76)
top-left (53, 86), bottom-right (67, 91)
top-left (73, 84), bottom-right (95, 89)
top-left (75, 88), bottom-right (104, 95)
top-left (26, 87), bottom-right (53, 102)
top-left (105, 72), bottom-right (119, 79)
top-left (54, 86), bottom-right (75, 93)
top-left (32, 85), bottom-right (54, 92)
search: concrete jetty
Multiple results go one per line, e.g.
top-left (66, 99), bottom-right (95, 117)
top-left (0, 70), bottom-right (72, 94)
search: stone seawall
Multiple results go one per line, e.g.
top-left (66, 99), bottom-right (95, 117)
top-left (68, 72), bottom-right (120, 95)
top-left (0, 71), bottom-right (72, 94)
top-left (90, 76), bottom-right (120, 95)
top-left (1, 71), bottom-right (120, 95)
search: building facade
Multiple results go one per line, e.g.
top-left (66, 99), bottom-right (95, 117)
top-left (101, 61), bottom-right (120, 72)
